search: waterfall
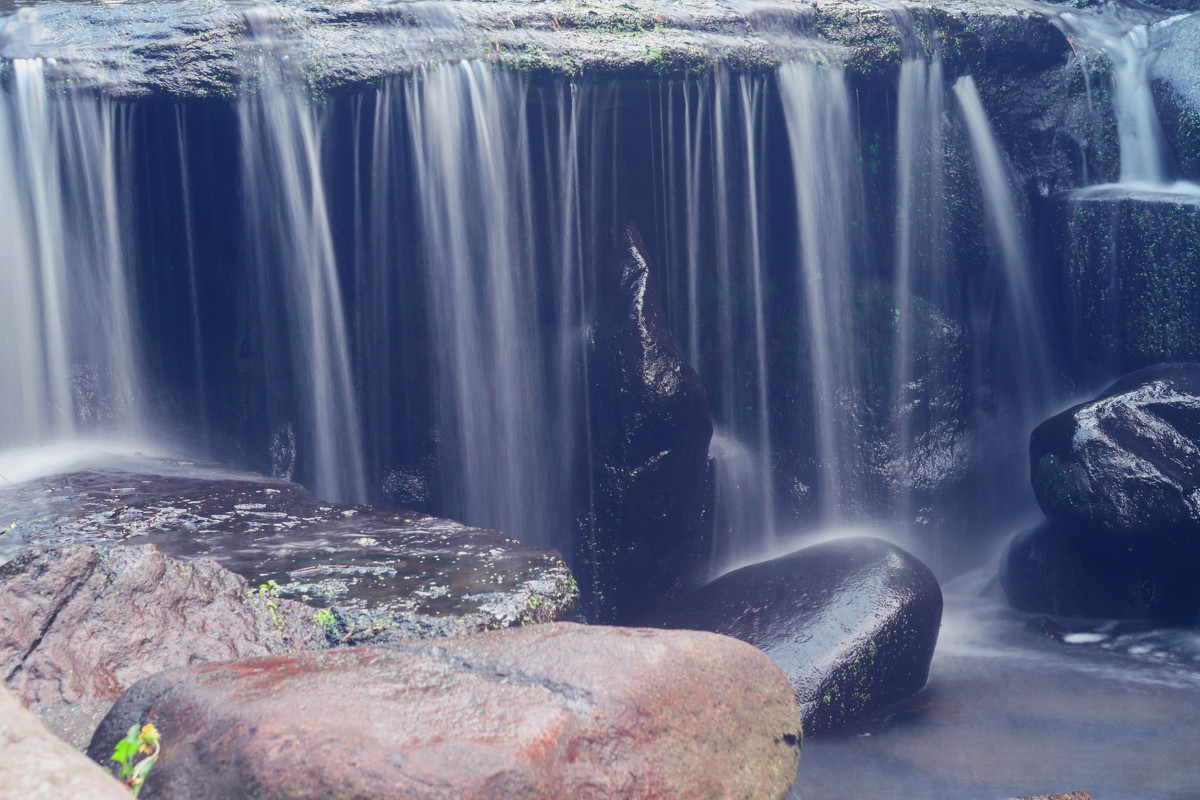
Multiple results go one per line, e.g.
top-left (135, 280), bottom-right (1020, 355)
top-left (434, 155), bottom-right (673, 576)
top-left (954, 76), bottom-right (1053, 420)
top-left (778, 61), bottom-right (867, 523)
top-left (239, 12), bottom-right (367, 503)
top-left (0, 59), bottom-right (142, 452)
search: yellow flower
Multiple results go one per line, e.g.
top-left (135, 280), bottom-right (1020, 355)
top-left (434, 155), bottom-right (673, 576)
top-left (138, 723), bottom-right (160, 753)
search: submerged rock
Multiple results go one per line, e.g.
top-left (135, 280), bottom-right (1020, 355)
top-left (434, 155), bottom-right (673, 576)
top-left (0, 543), bottom-right (325, 746)
top-left (643, 536), bottom-right (942, 733)
top-left (584, 224), bottom-right (712, 623)
top-left (0, 458), bottom-right (577, 645)
top-left (0, 684), bottom-right (130, 800)
top-left (1000, 521), bottom-right (1200, 624)
top-left (1030, 363), bottom-right (1200, 541)
top-left (87, 622), bottom-right (801, 800)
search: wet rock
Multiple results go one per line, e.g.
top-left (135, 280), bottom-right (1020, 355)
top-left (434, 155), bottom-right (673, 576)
top-left (1056, 191), bottom-right (1200, 369)
top-left (1030, 364), bottom-right (1200, 541)
top-left (0, 0), bottom-right (1067, 98)
top-left (0, 458), bottom-right (578, 644)
top-left (0, 543), bottom-right (325, 746)
top-left (87, 622), bottom-right (801, 800)
top-left (642, 536), bottom-right (943, 733)
top-left (584, 223), bottom-right (712, 623)
top-left (1022, 614), bottom-right (1068, 642)
top-left (0, 683), bottom-right (130, 800)
top-left (1000, 521), bottom-right (1200, 624)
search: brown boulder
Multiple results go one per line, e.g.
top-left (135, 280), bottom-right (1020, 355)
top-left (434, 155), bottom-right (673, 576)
top-left (0, 683), bottom-right (129, 800)
top-left (88, 622), bottom-right (802, 799)
top-left (0, 544), bottom-right (326, 744)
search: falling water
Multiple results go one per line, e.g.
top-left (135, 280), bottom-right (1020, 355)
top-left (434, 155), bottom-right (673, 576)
top-left (778, 61), bottom-right (867, 523)
top-left (953, 75), bottom-right (1053, 418)
top-left (402, 62), bottom-right (579, 548)
top-left (1056, 7), bottom-right (1175, 186)
top-left (0, 58), bottom-right (142, 451)
top-left (239, 12), bottom-right (367, 503)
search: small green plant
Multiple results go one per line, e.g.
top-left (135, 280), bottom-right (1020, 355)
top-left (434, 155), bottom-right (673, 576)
top-left (110, 723), bottom-right (160, 796)
top-left (313, 607), bottom-right (336, 632)
top-left (249, 579), bottom-right (285, 630)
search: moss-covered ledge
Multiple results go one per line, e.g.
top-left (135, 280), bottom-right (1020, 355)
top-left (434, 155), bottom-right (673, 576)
top-left (0, 0), bottom-right (1069, 98)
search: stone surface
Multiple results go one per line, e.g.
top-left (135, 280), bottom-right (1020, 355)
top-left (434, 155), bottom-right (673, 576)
top-left (0, 0), bottom-right (1068, 98)
top-left (643, 536), bottom-right (943, 733)
top-left (1008, 794), bottom-right (1093, 800)
top-left (583, 224), bottom-right (712, 623)
top-left (1057, 190), bottom-right (1200, 369)
top-left (1000, 521), bottom-right (1200, 623)
top-left (88, 622), bottom-right (802, 800)
top-left (0, 543), bottom-right (325, 745)
top-left (0, 683), bottom-right (130, 800)
top-left (1030, 363), bottom-right (1200, 540)
top-left (0, 457), bottom-right (578, 644)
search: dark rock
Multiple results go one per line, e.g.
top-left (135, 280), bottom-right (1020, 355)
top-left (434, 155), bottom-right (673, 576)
top-left (0, 684), bottom-right (131, 800)
top-left (0, 458), bottom-right (578, 643)
top-left (88, 622), bottom-right (802, 800)
top-left (1030, 363), bottom-right (1200, 541)
top-left (1056, 191), bottom-right (1200, 369)
top-left (642, 536), bottom-right (943, 733)
top-left (0, 544), bottom-right (325, 746)
top-left (583, 224), bottom-right (712, 623)
top-left (1000, 521), bottom-right (1200, 624)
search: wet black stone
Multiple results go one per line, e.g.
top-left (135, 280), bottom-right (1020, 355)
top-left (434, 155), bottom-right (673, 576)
top-left (1001, 521), bottom-right (1200, 624)
top-left (1030, 363), bottom-right (1200, 542)
top-left (582, 223), bottom-right (712, 624)
top-left (641, 536), bottom-right (943, 733)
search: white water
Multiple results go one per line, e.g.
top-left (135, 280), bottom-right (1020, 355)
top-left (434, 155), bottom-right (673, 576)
top-left (954, 76), bottom-right (1054, 420)
top-left (0, 58), bottom-right (143, 451)
top-left (239, 12), bottom-right (367, 504)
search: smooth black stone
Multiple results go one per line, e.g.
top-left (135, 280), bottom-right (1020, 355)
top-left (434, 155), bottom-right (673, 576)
top-left (1001, 521), bottom-right (1200, 624)
top-left (582, 223), bottom-right (712, 624)
top-left (642, 536), bottom-right (943, 733)
top-left (1030, 363), bottom-right (1200, 542)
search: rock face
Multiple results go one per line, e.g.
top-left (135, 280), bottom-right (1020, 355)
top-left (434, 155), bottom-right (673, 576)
top-left (1057, 191), bottom-right (1200, 369)
top-left (1030, 364), bottom-right (1200, 541)
top-left (0, 684), bottom-right (130, 800)
top-left (0, 544), bottom-right (325, 744)
top-left (87, 622), bottom-right (801, 800)
top-left (0, 458), bottom-right (578, 643)
top-left (643, 536), bottom-right (943, 733)
top-left (0, 0), bottom-right (1068, 98)
top-left (583, 224), bottom-right (712, 623)
top-left (1001, 522), bottom-right (1200, 623)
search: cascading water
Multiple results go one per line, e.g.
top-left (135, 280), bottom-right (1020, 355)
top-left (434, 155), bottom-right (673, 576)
top-left (0, 58), bottom-right (143, 453)
top-left (238, 11), bottom-right (367, 504)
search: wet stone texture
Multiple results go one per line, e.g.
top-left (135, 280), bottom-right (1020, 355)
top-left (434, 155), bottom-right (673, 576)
top-left (642, 536), bottom-right (943, 733)
top-left (1057, 189), bottom-right (1200, 370)
top-left (87, 622), bottom-right (802, 800)
top-left (0, 543), bottom-right (325, 747)
top-left (0, 459), bottom-right (578, 645)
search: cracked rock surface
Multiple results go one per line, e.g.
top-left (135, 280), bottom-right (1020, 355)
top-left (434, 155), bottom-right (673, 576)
top-left (87, 622), bottom-right (803, 800)
top-left (0, 543), bottom-right (326, 746)
top-left (0, 457), bottom-right (578, 646)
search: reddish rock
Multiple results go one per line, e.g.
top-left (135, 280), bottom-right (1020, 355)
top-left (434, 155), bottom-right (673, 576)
top-left (0, 684), bottom-right (130, 800)
top-left (0, 544), bottom-right (326, 743)
top-left (88, 622), bottom-right (802, 799)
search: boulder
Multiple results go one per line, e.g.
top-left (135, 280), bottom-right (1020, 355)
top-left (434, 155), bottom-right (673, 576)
top-left (1000, 521), bottom-right (1200, 624)
top-left (584, 224), bottom-right (712, 622)
top-left (0, 543), bottom-right (325, 745)
top-left (643, 536), bottom-right (942, 733)
top-left (1030, 363), bottom-right (1200, 542)
top-left (87, 622), bottom-right (801, 800)
top-left (0, 683), bottom-right (130, 800)
top-left (0, 459), bottom-right (578, 643)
